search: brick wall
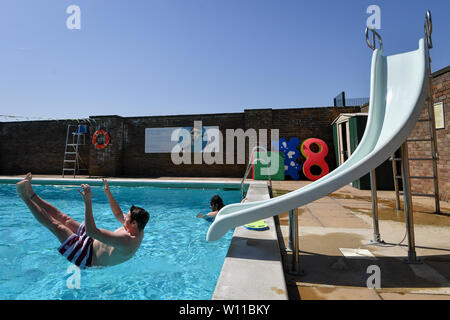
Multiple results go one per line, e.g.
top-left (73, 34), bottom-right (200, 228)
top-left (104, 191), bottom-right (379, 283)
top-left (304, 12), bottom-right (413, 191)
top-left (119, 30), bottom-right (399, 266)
top-left (119, 112), bottom-right (246, 177)
top-left (0, 120), bottom-right (89, 175)
top-left (408, 66), bottom-right (450, 201)
top-left (88, 116), bottom-right (124, 177)
top-left (361, 66), bottom-right (450, 201)
top-left (0, 107), bottom-right (359, 178)
top-left (273, 107), bottom-right (360, 175)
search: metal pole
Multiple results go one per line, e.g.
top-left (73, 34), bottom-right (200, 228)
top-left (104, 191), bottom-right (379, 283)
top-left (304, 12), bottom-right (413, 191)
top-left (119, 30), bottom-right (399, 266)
top-left (424, 10), bottom-right (440, 214)
top-left (400, 143), bottom-right (420, 264)
top-left (369, 169), bottom-right (382, 242)
top-left (428, 100), bottom-right (441, 214)
top-left (291, 208), bottom-right (299, 273)
top-left (288, 208), bottom-right (304, 275)
top-left (288, 209), bottom-right (293, 251)
top-left (391, 153), bottom-right (401, 210)
top-left (426, 72), bottom-right (441, 215)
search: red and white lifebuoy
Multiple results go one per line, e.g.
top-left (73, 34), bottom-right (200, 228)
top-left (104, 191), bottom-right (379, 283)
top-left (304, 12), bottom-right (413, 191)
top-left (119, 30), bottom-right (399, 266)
top-left (92, 130), bottom-right (110, 149)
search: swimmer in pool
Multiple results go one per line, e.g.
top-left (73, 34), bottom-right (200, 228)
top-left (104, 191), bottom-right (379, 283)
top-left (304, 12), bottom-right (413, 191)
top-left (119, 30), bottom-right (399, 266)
top-left (16, 173), bottom-right (149, 269)
top-left (196, 195), bottom-right (225, 219)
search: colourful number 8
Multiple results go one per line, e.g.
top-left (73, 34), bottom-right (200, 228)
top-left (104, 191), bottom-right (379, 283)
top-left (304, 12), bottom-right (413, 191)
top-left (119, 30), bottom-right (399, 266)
top-left (301, 138), bottom-right (329, 181)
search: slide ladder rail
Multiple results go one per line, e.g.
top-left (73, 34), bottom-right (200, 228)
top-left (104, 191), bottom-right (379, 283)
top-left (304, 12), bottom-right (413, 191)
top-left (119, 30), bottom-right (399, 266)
top-left (365, 27), bottom-right (383, 51)
top-left (391, 11), bottom-right (440, 214)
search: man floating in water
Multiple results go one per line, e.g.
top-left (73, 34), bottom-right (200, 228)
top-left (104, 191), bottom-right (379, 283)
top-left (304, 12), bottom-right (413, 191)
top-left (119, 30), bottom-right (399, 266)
top-left (16, 173), bottom-right (149, 269)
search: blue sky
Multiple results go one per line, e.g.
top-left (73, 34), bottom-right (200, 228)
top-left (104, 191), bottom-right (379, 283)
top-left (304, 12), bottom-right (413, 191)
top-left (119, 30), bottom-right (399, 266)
top-left (0, 0), bottom-right (449, 119)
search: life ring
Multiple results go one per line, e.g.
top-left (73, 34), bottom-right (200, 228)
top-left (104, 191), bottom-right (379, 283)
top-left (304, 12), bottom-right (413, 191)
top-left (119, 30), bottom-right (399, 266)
top-left (92, 130), bottom-right (110, 149)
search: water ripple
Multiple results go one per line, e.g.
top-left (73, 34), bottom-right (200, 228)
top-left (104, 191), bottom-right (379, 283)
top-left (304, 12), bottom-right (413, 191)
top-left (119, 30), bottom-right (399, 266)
top-left (0, 184), bottom-right (238, 300)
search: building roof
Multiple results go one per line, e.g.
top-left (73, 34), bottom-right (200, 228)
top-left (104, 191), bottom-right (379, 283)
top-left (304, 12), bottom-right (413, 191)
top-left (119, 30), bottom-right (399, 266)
top-left (331, 113), bottom-right (369, 125)
top-left (432, 65), bottom-right (450, 78)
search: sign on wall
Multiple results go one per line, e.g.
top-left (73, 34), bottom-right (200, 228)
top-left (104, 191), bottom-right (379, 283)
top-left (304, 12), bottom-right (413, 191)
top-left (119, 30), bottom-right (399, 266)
top-left (145, 126), bottom-right (219, 153)
top-left (434, 102), bottom-right (445, 130)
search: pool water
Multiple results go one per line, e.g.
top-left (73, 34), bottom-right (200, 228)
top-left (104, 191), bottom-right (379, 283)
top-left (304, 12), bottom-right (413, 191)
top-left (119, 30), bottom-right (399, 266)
top-left (0, 183), bottom-right (240, 300)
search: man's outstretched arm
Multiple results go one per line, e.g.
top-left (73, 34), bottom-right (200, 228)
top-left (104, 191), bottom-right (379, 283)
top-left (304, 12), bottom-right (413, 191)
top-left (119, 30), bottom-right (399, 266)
top-left (79, 184), bottom-right (134, 248)
top-left (79, 184), bottom-right (97, 236)
top-left (87, 227), bottom-right (135, 248)
top-left (102, 179), bottom-right (126, 224)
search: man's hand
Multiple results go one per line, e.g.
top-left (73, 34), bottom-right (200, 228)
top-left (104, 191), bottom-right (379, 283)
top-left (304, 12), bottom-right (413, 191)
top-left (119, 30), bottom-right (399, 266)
top-left (196, 213), bottom-right (203, 218)
top-left (102, 179), bottom-right (110, 194)
top-left (78, 184), bottom-right (93, 202)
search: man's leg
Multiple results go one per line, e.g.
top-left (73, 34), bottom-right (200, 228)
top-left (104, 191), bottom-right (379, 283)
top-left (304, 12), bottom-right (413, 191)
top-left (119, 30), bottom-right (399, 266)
top-left (20, 173), bottom-right (80, 233)
top-left (16, 175), bottom-right (76, 242)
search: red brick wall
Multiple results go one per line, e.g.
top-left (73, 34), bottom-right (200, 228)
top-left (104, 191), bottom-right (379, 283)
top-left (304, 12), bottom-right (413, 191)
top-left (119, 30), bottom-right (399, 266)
top-left (0, 107), bottom-right (359, 178)
top-left (408, 67), bottom-right (450, 201)
top-left (272, 107), bottom-right (360, 178)
top-left (118, 112), bottom-right (247, 178)
top-left (0, 120), bottom-right (88, 175)
top-left (88, 107), bottom-right (359, 177)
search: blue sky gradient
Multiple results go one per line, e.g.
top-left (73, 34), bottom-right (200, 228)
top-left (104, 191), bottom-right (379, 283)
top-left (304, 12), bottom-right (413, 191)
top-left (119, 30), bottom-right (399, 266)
top-left (0, 0), bottom-right (449, 119)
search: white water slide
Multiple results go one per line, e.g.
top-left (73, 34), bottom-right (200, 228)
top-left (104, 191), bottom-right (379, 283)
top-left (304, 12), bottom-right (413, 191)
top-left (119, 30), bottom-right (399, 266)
top-left (207, 38), bottom-right (429, 241)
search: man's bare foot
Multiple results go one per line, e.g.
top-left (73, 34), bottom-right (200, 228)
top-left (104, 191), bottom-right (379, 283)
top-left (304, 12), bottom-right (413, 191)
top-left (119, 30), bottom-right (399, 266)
top-left (16, 173), bottom-right (35, 200)
top-left (23, 173), bottom-right (35, 196)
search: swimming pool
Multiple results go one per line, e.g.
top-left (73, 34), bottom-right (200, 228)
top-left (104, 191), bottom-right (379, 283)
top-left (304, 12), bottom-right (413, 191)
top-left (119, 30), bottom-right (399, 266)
top-left (0, 182), bottom-right (241, 300)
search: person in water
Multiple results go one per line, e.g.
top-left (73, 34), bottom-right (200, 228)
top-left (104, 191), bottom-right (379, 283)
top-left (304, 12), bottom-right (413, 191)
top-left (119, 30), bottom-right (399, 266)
top-left (196, 195), bottom-right (225, 219)
top-left (16, 173), bottom-right (149, 269)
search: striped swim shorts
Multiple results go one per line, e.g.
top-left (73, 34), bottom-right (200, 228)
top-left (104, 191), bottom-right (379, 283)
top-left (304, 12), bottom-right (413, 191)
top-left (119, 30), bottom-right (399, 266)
top-left (58, 221), bottom-right (94, 269)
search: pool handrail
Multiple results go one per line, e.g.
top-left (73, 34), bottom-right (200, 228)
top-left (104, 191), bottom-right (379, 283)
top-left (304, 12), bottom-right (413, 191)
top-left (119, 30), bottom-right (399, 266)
top-left (240, 145), bottom-right (273, 199)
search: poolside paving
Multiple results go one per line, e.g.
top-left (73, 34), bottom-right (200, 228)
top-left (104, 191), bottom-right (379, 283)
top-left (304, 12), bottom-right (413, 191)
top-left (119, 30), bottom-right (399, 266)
top-left (212, 181), bottom-right (288, 300)
top-left (272, 180), bottom-right (450, 300)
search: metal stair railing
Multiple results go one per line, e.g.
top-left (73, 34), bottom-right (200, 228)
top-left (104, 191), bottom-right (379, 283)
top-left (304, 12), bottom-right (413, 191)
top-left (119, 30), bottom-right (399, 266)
top-left (240, 145), bottom-right (273, 200)
top-left (390, 10), bottom-right (441, 214)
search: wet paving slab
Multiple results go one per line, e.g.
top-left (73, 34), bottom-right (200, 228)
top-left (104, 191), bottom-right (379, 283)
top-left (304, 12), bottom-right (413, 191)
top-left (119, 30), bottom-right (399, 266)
top-left (272, 183), bottom-right (450, 300)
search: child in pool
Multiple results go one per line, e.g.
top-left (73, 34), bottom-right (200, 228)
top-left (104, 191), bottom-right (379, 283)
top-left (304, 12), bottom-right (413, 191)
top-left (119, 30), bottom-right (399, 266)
top-left (196, 195), bottom-right (225, 220)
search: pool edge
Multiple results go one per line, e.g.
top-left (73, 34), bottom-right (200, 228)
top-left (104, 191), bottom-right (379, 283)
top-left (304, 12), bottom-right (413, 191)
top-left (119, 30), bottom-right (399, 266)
top-left (0, 176), bottom-right (263, 190)
top-left (212, 182), bottom-right (289, 300)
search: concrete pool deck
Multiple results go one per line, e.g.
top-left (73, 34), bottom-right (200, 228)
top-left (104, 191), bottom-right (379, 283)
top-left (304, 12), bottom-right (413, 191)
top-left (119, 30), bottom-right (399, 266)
top-left (0, 175), bottom-right (245, 188)
top-left (272, 180), bottom-right (450, 300)
top-left (212, 181), bottom-right (288, 300)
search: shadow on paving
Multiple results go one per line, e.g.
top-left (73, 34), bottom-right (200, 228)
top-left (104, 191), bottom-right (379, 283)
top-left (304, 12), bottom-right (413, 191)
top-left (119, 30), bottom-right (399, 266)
top-left (280, 250), bottom-right (450, 299)
top-left (271, 214), bottom-right (450, 300)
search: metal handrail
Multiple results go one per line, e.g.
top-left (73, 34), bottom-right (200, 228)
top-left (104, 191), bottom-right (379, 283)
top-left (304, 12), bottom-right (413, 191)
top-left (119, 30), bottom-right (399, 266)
top-left (365, 27), bottom-right (383, 51)
top-left (240, 145), bottom-right (273, 199)
top-left (423, 9), bottom-right (440, 214)
top-left (425, 10), bottom-right (433, 49)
